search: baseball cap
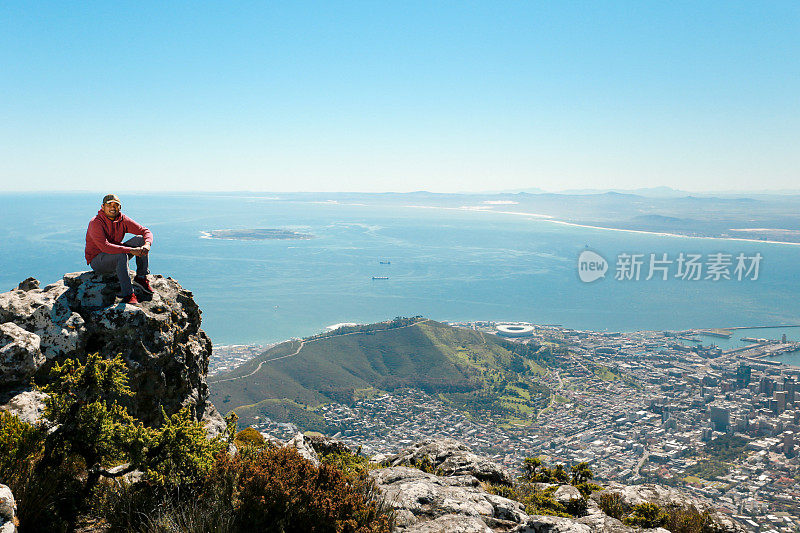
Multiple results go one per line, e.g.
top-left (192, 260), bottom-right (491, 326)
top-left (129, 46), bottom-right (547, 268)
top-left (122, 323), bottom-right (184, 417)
top-left (103, 194), bottom-right (122, 206)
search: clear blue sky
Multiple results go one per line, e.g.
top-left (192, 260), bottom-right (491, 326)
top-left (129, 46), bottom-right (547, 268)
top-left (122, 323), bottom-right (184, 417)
top-left (1, 1), bottom-right (798, 193)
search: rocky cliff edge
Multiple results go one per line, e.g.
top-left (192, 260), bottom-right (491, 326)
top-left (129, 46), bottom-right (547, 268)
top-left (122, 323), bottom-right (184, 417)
top-left (0, 272), bottom-right (224, 435)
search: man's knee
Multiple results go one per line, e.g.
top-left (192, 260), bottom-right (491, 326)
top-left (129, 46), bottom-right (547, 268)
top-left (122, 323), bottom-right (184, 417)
top-left (124, 236), bottom-right (145, 247)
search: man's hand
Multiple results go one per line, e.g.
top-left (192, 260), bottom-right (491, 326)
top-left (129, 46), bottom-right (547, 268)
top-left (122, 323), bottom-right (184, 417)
top-left (130, 246), bottom-right (148, 257)
top-left (141, 242), bottom-right (151, 256)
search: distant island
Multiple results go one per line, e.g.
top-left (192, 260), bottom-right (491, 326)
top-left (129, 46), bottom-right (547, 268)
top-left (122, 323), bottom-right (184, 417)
top-left (201, 228), bottom-right (314, 240)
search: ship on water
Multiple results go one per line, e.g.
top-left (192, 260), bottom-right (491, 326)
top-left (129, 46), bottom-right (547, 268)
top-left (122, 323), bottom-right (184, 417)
top-left (372, 276), bottom-right (389, 280)
top-left (379, 260), bottom-right (390, 264)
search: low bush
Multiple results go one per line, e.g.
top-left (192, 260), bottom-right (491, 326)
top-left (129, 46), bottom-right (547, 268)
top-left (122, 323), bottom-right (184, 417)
top-left (485, 483), bottom-right (518, 500)
top-left (208, 446), bottom-right (393, 533)
top-left (595, 491), bottom-right (625, 519)
top-left (623, 502), bottom-right (669, 528)
top-left (573, 481), bottom-right (603, 498)
top-left (563, 495), bottom-right (588, 517)
top-left (488, 482), bottom-right (584, 518)
top-left (408, 455), bottom-right (445, 476)
top-left (522, 485), bottom-right (571, 518)
top-left (233, 427), bottom-right (266, 450)
top-left (663, 504), bottom-right (719, 533)
top-left (320, 449), bottom-right (373, 478)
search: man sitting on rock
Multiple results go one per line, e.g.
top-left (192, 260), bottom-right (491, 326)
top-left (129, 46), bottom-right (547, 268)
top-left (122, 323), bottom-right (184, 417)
top-left (85, 194), bottom-right (154, 305)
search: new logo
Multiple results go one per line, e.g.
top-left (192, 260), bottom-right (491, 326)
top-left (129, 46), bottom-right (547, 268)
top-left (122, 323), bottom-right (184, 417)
top-left (578, 250), bottom-right (608, 283)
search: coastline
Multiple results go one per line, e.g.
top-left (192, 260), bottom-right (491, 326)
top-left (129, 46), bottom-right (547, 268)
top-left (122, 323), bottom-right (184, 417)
top-left (403, 203), bottom-right (800, 247)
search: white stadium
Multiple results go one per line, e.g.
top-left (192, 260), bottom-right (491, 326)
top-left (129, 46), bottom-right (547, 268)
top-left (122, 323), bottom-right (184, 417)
top-left (495, 323), bottom-right (536, 337)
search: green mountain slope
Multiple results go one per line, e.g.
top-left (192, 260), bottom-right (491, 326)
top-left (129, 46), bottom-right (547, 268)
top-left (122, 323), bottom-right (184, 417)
top-left (209, 318), bottom-right (558, 428)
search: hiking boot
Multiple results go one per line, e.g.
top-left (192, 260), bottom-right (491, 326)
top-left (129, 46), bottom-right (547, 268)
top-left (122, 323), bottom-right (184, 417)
top-left (133, 276), bottom-right (153, 294)
top-left (121, 293), bottom-right (139, 305)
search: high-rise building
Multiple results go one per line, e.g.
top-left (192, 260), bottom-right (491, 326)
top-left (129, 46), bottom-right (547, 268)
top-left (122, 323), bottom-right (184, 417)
top-left (784, 377), bottom-right (796, 404)
top-left (774, 390), bottom-right (788, 414)
top-left (736, 364), bottom-right (751, 388)
top-left (759, 376), bottom-right (774, 396)
top-left (783, 431), bottom-right (795, 458)
top-left (709, 405), bottom-right (730, 432)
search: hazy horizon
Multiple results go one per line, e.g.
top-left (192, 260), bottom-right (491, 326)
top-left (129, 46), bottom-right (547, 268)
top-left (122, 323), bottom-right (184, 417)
top-left (3, 186), bottom-right (800, 196)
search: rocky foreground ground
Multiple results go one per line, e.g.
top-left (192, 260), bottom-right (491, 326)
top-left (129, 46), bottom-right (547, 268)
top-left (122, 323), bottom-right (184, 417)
top-left (264, 434), bottom-right (746, 533)
top-left (0, 433), bottom-right (747, 532)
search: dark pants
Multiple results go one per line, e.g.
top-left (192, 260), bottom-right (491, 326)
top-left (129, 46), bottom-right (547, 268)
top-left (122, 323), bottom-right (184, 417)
top-left (90, 236), bottom-right (149, 296)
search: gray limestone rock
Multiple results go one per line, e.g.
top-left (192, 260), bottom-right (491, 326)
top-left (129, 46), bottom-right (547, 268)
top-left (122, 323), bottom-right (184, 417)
top-left (0, 484), bottom-right (15, 533)
top-left (385, 438), bottom-right (513, 485)
top-left (0, 272), bottom-right (223, 433)
top-left (371, 452), bottom-right (390, 464)
top-left (371, 466), bottom-right (527, 532)
top-left (552, 485), bottom-right (583, 506)
top-left (0, 390), bottom-right (47, 425)
top-left (592, 483), bottom-right (747, 533)
top-left (612, 483), bottom-right (697, 509)
top-left (513, 515), bottom-right (592, 533)
top-left (575, 498), bottom-right (633, 532)
top-left (306, 433), bottom-right (352, 456)
top-left (0, 279), bottom-right (85, 362)
top-left (0, 323), bottom-right (44, 386)
top-left (372, 443), bottom-right (744, 532)
top-left (404, 514), bottom-right (492, 533)
top-left (16, 278), bottom-right (39, 291)
top-left (285, 433), bottom-right (321, 467)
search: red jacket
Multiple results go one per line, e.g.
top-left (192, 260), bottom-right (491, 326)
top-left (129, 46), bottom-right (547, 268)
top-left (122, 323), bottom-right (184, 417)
top-left (85, 210), bottom-right (154, 264)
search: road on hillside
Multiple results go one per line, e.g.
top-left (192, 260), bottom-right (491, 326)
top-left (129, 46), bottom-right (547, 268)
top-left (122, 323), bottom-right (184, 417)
top-left (208, 318), bottom-right (430, 384)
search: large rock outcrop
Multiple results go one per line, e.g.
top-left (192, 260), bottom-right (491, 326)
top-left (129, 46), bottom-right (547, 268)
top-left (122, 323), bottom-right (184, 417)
top-left (589, 483), bottom-right (746, 533)
top-left (0, 272), bottom-right (224, 434)
top-left (378, 437), bottom-right (514, 485)
top-left (371, 466), bottom-right (528, 532)
top-left (369, 438), bottom-right (748, 533)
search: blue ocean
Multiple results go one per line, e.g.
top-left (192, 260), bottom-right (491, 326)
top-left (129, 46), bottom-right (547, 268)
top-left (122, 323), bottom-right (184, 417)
top-left (2, 193), bottom-right (799, 366)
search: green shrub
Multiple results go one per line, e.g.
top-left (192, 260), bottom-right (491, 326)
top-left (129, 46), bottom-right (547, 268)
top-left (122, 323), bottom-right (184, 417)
top-left (521, 457), bottom-right (542, 481)
top-left (624, 502), bottom-right (669, 528)
top-left (0, 411), bottom-right (44, 484)
top-left (2, 354), bottom-right (392, 532)
top-left (663, 504), bottom-right (719, 533)
top-left (520, 458), bottom-right (587, 486)
top-left (485, 483), bottom-right (518, 500)
top-left (2, 354), bottom-right (233, 531)
top-left (489, 483), bottom-right (575, 518)
top-left (233, 427), bottom-right (266, 450)
top-left (574, 481), bottom-right (603, 498)
top-left (320, 449), bottom-right (373, 478)
top-left (408, 455), bottom-right (444, 475)
top-left (522, 485), bottom-right (570, 518)
top-left (570, 462), bottom-right (593, 485)
top-left (563, 496), bottom-right (588, 518)
top-left (595, 491), bottom-right (625, 519)
top-left (140, 407), bottom-right (225, 489)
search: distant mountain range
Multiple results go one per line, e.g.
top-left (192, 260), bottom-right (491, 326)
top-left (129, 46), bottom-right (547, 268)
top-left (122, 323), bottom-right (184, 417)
top-left (209, 318), bottom-right (560, 431)
top-left (485, 186), bottom-right (800, 197)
